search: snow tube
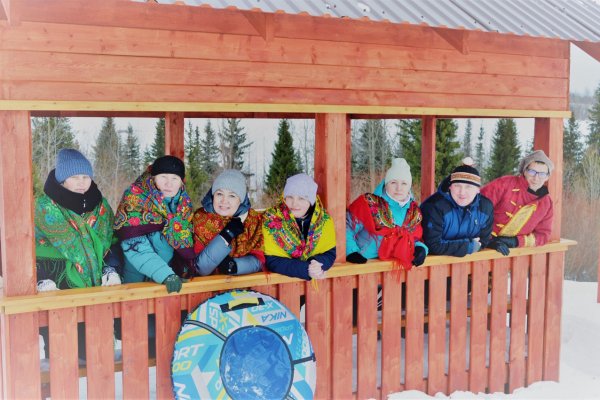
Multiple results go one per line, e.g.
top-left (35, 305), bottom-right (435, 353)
top-left (171, 290), bottom-right (316, 399)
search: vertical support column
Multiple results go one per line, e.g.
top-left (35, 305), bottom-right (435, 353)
top-left (534, 118), bottom-right (563, 241)
top-left (165, 112), bottom-right (185, 159)
top-left (421, 116), bottom-right (437, 202)
top-left (0, 111), bottom-right (40, 399)
top-left (315, 113), bottom-right (348, 261)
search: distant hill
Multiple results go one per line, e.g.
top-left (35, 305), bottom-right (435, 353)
top-left (570, 92), bottom-right (595, 120)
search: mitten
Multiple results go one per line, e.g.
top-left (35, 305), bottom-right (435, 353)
top-left (219, 217), bottom-right (244, 244)
top-left (102, 266), bottom-right (122, 286)
top-left (162, 274), bottom-right (183, 293)
top-left (217, 256), bottom-right (238, 275)
top-left (488, 238), bottom-right (510, 256)
top-left (346, 252), bottom-right (367, 264)
top-left (497, 236), bottom-right (518, 248)
top-left (412, 246), bottom-right (427, 266)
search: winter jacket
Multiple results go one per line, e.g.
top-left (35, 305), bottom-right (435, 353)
top-left (346, 180), bottom-right (428, 259)
top-left (420, 178), bottom-right (494, 257)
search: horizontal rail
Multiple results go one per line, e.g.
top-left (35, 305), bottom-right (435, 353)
top-left (0, 239), bottom-right (576, 315)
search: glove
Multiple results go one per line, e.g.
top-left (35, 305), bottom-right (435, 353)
top-left (308, 260), bottom-right (326, 280)
top-left (217, 256), bottom-right (238, 275)
top-left (470, 239), bottom-right (482, 254)
top-left (412, 246), bottom-right (427, 266)
top-left (488, 238), bottom-right (510, 256)
top-left (497, 236), bottom-right (518, 248)
top-left (219, 217), bottom-right (244, 244)
top-left (346, 252), bottom-right (367, 264)
top-left (102, 266), bottom-right (122, 286)
top-left (162, 274), bottom-right (183, 293)
top-left (37, 279), bottom-right (59, 292)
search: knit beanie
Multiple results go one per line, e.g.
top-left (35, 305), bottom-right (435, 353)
top-left (518, 150), bottom-right (554, 175)
top-left (283, 173), bottom-right (318, 205)
top-left (150, 155), bottom-right (185, 180)
top-left (449, 157), bottom-right (481, 187)
top-left (212, 169), bottom-right (247, 200)
top-left (385, 158), bottom-right (412, 186)
top-left (55, 148), bottom-right (94, 183)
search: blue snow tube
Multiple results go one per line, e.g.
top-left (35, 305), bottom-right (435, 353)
top-left (171, 290), bottom-right (316, 399)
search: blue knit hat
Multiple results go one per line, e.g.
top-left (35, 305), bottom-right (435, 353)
top-left (283, 173), bottom-right (318, 205)
top-left (212, 169), bottom-right (247, 200)
top-left (55, 148), bottom-right (93, 183)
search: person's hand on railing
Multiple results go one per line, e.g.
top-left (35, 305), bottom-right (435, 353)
top-left (162, 274), bottom-right (183, 293)
top-left (219, 217), bottom-right (244, 245)
top-left (308, 260), bottom-right (326, 280)
top-left (101, 266), bottom-right (122, 286)
top-left (346, 252), bottom-right (367, 264)
top-left (37, 279), bottom-right (59, 292)
top-left (412, 246), bottom-right (427, 266)
top-left (470, 237), bottom-right (482, 253)
top-left (488, 237), bottom-right (510, 256)
top-left (217, 256), bottom-right (238, 275)
top-left (496, 236), bottom-right (518, 248)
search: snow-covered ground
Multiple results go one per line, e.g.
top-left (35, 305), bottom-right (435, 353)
top-left (389, 280), bottom-right (600, 399)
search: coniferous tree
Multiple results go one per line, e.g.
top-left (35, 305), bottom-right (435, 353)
top-left (199, 120), bottom-right (220, 177)
top-left (265, 119), bottom-right (301, 195)
top-left (563, 113), bottom-right (584, 168)
top-left (396, 119), bottom-right (422, 181)
top-left (462, 119), bottom-right (473, 158)
top-left (219, 118), bottom-right (252, 170)
top-left (185, 121), bottom-right (206, 205)
top-left (587, 83), bottom-right (600, 152)
top-left (485, 118), bottom-right (521, 181)
top-left (353, 120), bottom-right (392, 187)
top-left (121, 124), bottom-right (142, 184)
top-left (144, 118), bottom-right (165, 165)
top-left (474, 124), bottom-right (486, 171)
top-left (93, 117), bottom-right (123, 206)
top-left (31, 117), bottom-right (78, 195)
top-left (293, 120), bottom-right (315, 175)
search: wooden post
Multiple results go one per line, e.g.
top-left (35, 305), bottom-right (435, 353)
top-left (314, 113), bottom-right (348, 262)
top-left (421, 116), bottom-right (437, 202)
top-left (534, 118), bottom-right (563, 241)
top-left (165, 112), bottom-right (185, 159)
top-left (598, 243), bottom-right (600, 303)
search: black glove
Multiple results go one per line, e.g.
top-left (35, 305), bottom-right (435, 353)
top-left (497, 236), bottom-right (518, 248)
top-left (162, 274), bottom-right (183, 293)
top-left (217, 256), bottom-right (238, 275)
top-left (346, 252), bottom-right (367, 264)
top-left (488, 238), bottom-right (510, 256)
top-left (412, 246), bottom-right (427, 266)
top-left (219, 217), bottom-right (244, 244)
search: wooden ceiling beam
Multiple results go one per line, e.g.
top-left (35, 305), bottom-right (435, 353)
top-left (433, 27), bottom-right (469, 55)
top-left (573, 41), bottom-right (600, 63)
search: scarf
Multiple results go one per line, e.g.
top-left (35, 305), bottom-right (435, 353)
top-left (35, 184), bottom-right (114, 289)
top-left (113, 170), bottom-right (196, 275)
top-left (44, 169), bottom-right (103, 214)
top-left (263, 196), bottom-right (331, 260)
top-left (348, 193), bottom-right (423, 271)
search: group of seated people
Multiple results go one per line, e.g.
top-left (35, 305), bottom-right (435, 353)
top-left (35, 148), bottom-right (554, 296)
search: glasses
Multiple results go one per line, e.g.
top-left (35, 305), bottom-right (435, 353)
top-left (525, 168), bottom-right (549, 179)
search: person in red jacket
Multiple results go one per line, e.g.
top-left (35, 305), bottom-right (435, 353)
top-left (482, 150), bottom-right (554, 256)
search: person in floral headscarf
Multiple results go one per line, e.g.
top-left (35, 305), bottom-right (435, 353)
top-left (262, 173), bottom-right (336, 280)
top-left (192, 169), bottom-right (264, 276)
top-left (114, 155), bottom-right (196, 294)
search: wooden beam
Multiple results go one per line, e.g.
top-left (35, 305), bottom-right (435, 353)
top-left (0, 111), bottom-right (35, 297)
top-left (0, 101), bottom-right (572, 118)
top-left (165, 112), bottom-right (184, 159)
top-left (241, 10), bottom-right (274, 42)
top-left (573, 41), bottom-right (600, 63)
top-left (315, 113), bottom-right (348, 262)
top-left (421, 116), bottom-right (437, 202)
top-left (434, 27), bottom-right (469, 55)
top-left (534, 118), bottom-right (564, 241)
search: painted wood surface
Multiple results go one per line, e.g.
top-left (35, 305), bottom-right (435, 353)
top-left (488, 258), bottom-right (510, 393)
top-left (381, 272), bottom-right (403, 397)
top-left (84, 303), bottom-right (115, 399)
top-left (165, 112), bottom-right (185, 159)
top-left (527, 253), bottom-right (547, 385)
top-left (49, 308), bottom-right (79, 399)
top-left (469, 260), bottom-right (491, 393)
top-left (404, 267), bottom-right (425, 391)
top-left (427, 264), bottom-right (449, 395)
top-left (421, 116), bottom-right (437, 202)
top-left (356, 273), bottom-right (378, 400)
top-left (331, 276), bottom-right (354, 400)
top-left (155, 296), bottom-right (181, 400)
top-left (305, 278), bottom-right (330, 399)
top-left (448, 262), bottom-right (469, 392)
top-left (543, 252), bottom-right (565, 381)
top-left (121, 300), bottom-right (150, 400)
top-left (508, 255), bottom-right (528, 392)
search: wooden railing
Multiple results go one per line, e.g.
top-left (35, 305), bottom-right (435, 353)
top-left (0, 240), bottom-right (575, 399)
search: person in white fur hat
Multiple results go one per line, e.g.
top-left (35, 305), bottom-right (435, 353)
top-left (346, 158), bottom-right (428, 269)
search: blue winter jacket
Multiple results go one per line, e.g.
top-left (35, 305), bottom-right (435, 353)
top-left (121, 192), bottom-right (180, 284)
top-left (346, 180), bottom-right (428, 259)
top-left (194, 190), bottom-right (261, 276)
top-left (420, 177), bottom-right (494, 257)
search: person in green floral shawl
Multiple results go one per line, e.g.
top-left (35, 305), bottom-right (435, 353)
top-left (35, 148), bottom-right (121, 291)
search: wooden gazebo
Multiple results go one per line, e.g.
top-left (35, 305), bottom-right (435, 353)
top-left (0, 0), bottom-right (594, 398)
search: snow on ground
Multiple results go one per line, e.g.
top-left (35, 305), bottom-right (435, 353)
top-left (388, 280), bottom-right (600, 400)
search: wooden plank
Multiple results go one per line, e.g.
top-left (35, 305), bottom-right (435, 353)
top-left (527, 253), bottom-right (547, 384)
top-left (330, 276), bottom-right (354, 400)
top-left (305, 278), bottom-right (331, 399)
top-left (448, 262), bottom-right (469, 392)
top-left (574, 41), bottom-right (600, 63)
top-left (356, 273), bottom-right (378, 400)
top-left (0, 0), bottom-right (8, 23)
top-left (543, 252), bottom-right (565, 381)
top-left (427, 264), bottom-right (449, 395)
top-left (251, 284), bottom-right (278, 298)
top-left (0, 111), bottom-right (34, 297)
top-left (469, 260), bottom-right (490, 393)
top-left (85, 303), bottom-right (115, 399)
top-left (277, 281), bottom-right (303, 320)
top-left (315, 113), bottom-right (348, 261)
top-left (488, 258), bottom-right (510, 393)
top-left (121, 300), bottom-right (149, 400)
top-left (534, 118), bottom-right (564, 241)
top-left (155, 295), bottom-right (182, 400)
top-left (165, 112), bottom-right (184, 159)
top-left (421, 116), bottom-right (437, 202)
top-left (381, 271), bottom-right (403, 396)
top-left (508, 255), bottom-right (528, 392)
top-left (49, 308), bottom-right (79, 399)
top-left (467, 31), bottom-right (569, 59)
top-left (0, 313), bottom-right (41, 399)
top-left (186, 292), bottom-right (212, 314)
top-left (405, 267), bottom-right (425, 391)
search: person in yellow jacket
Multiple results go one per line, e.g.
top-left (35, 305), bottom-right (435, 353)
top-left (262, 173), bottom-right (336, 280)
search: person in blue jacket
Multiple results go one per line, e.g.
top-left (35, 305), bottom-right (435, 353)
top-left (420, 157), bottom-right (494, 256)
top-left (346, 157), bottom-right (428, 268)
